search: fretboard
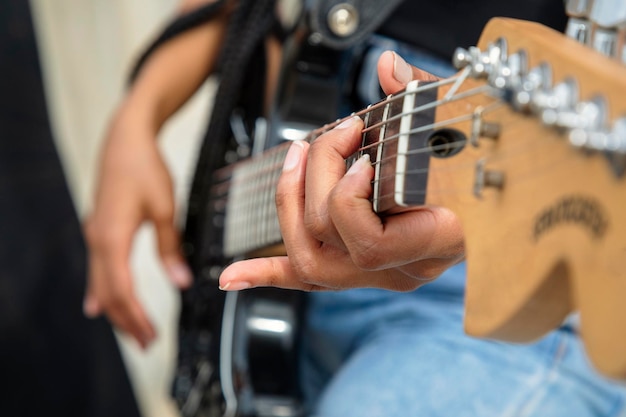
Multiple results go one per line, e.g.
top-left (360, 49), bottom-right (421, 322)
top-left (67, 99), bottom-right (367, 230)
top-left (217, 79), bottom-right (440, 257)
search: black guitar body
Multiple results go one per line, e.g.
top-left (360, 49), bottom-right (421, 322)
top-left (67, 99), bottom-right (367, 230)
top-left (171, 18), bottom-right (364, 417)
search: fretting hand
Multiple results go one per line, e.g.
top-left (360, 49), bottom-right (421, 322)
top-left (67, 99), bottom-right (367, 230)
top-left (219, 51), bottom-right (464, 292)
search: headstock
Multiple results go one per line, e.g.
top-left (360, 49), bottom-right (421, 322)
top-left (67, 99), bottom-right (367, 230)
top-left (422, 18), bottom-right (626, 379)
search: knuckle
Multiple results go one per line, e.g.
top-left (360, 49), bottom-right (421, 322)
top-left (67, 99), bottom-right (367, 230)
top-left (303, 210), bottom-right (328, 240)
top-left (102, 290), bottom-right (129, 313)
top-left (99, 282), bottom-right (131, 311)
top-left (291, 253), bottom-right (320, 283)
top-left (338, 231), bottom-right (384, 270)
top-left (275, 187), bottom-right (290, 211)
top-left (328, 185), bottom-right (350, 207)
top-left (408, 260), bottom-right (450, 282)
top-left (352, 244), bottom-right (386, 270)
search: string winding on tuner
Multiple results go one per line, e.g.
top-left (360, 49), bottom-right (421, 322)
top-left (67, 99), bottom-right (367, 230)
top-left (454, 38), bottom-right (626, 177)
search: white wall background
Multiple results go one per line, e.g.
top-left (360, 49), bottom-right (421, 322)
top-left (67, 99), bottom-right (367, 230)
top-left (30, 1), bottom-right (216, 416)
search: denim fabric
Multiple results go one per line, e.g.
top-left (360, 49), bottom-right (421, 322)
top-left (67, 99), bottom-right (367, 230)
top-left (299, 36), bottom-right (626, 416)
top-left (300, 265), bottom-right (626, 417)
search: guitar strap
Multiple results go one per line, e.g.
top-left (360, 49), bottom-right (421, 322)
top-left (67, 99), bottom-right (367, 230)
top-left (128, 0), bottom-right (229, 83)
top-left (127, 0), bottom-right (406, 266)
top-left (184, 0), bottom-right (278, 266)
top-left (126, 0), bottom-right (404, 412)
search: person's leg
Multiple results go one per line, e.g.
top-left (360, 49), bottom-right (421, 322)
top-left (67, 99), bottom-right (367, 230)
top-left (302, 264), bottom-right (626, 417)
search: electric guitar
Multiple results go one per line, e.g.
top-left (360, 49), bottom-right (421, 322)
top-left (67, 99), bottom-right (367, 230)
top-left (174, 16), bottom-right (626, 417)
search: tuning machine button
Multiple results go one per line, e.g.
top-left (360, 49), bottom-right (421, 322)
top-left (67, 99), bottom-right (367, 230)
top-left (474, 159), bottom-right (505, 198)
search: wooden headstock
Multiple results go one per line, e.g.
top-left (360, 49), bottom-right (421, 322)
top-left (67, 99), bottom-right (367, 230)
top-left (423, 18), bottom-right (626, 378)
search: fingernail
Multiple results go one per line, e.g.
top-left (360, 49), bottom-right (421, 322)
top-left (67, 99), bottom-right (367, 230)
top-left (83, 296), bottom-right (98, 318)
top-left (392, 52), bottom-right (413, 85)
top-left (219, 281), bottom-right (251, 291)
top-left (345, 154), bottom-right (371, 176)
top-left (166, 262), bottom-right (193, 287)
top-left (334, 116), bottom-right (359, 130)
top-left (282, 141), bottom-right (304, 172)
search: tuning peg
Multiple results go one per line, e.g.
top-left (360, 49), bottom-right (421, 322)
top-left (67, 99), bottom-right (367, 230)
top-left (565, 0), bottom-right (594, 44)
top-left (589, 0), bottom-right (626, 60)
top-left (473, 159), bottom-right (505, 198)
top-left (470, 107), bottom-right (501, 147)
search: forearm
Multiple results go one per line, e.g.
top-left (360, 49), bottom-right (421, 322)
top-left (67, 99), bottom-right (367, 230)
top-left (117, 0), bottom-right (233, 134)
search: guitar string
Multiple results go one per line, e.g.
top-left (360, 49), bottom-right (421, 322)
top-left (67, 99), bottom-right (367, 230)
top-left (215, 78), bottom-right (502, 236)
top-left (357, 85), bottom-right (491, 157)
top-left (221, 100), bottom-right (504, 222)
top-left (306, 69), bottom-right (472, 140)
top-left (373, 130), bottom-right (572, 203)
top-left (359, 89), bottom-right (496, 157)
top-left (215, 99), bottom-right (564, 255)
top-left (218, 81), bottom-right (496, 190)
top-left (214, 93), bottom-right (526, 222)
top-left (221, 84), bottom-right (499, 200)
top-left (212, 71), bottom-right (472, 181)
top-left (371, 101), bottom-right (503, 170)
top-left (359, 66), bottom-right (472, 136)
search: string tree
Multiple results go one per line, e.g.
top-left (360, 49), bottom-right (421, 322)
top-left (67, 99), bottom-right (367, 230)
top-left (473, 158), bottom-right (505, 199)
top-left (470, 106), bottom-right (501, 147)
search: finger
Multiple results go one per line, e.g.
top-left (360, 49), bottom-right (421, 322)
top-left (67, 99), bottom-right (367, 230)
top-left (275, 140), bottom-right (319, 257)
top-left (304, 116), bottom-right (363, 246)
top-left (219, 257), bottom-right (328, 292)
top-left (83, 262), bottom-right (103, 318)
top-left (87, 244), bottom-right (157, 348)
top-left (100, 260), bottom-right (157, 349)
top-left (86, 217), bottom-right (157, 348)
top-left (153, 216), bottom-right (192, 289)
top-left (219, 254), bottom-right (423, 292)
top-left (377, 50), bottom-right (439, 95)
top-left (141, 171), bottom-right (193, 289)
top-left (330, 156), bottom-right (464, 270)
top-left (83, 217), bottom-right (106, 318)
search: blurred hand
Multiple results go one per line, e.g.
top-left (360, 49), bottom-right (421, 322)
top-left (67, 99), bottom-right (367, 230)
top-left (83, 108), bottom-right (191, 348)
top-left (219, 51), bottom-right (464, 292)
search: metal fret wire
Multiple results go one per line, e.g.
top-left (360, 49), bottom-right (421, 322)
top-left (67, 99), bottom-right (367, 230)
top-left (222, 75), bottom-right (501, 255)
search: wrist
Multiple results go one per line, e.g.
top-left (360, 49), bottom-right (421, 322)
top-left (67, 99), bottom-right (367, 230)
top-left (112, 94), bottom-right (162, 140)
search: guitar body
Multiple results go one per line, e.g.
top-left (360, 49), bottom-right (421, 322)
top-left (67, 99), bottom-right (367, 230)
top-left (172, 21), bottom-right (362, 416)
top-left (422, 19), bottom-right (626, 378)
top-left (173, 15), bottom-right (626, 416)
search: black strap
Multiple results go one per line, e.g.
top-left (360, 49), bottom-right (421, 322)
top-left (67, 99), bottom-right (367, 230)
top-left (184, 0), bottom-right (278, 267)
top-left (128, 0), bottom-right (228, 83)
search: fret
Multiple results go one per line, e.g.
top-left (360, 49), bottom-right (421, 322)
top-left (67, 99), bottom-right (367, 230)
top-left (221, 79), bottom-right (441, 256)
top-left (360, 102), bottom-right (386, 212)
top-left (223, 144), bottom-right (289, 257)
top-left (362, 80), bottom-right (440, 213)
top-left (394, 80), bottom-right (437, 208)
top-left (374, 95), bottom-right (402, 213)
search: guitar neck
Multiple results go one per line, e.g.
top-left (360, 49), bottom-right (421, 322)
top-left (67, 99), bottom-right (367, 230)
top-left (214, 77), bottom-right (465, 257)
top-left (205, 17), bottom-right (626, 380)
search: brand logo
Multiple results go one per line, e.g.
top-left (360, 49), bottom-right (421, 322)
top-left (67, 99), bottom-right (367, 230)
top-left (533, 196), bottom-right (608, 241)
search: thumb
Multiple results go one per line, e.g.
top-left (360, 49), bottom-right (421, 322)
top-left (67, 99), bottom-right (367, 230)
top-left (377, 51), bottom-right (439, 95)
top-left (154, 217), bottom-right (192, 288)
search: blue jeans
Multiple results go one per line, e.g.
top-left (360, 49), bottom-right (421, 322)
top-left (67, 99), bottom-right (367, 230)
top-left (299, 37), bottom-right (626, 417)
top-left (300, 264), bottom-right (626, 417)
